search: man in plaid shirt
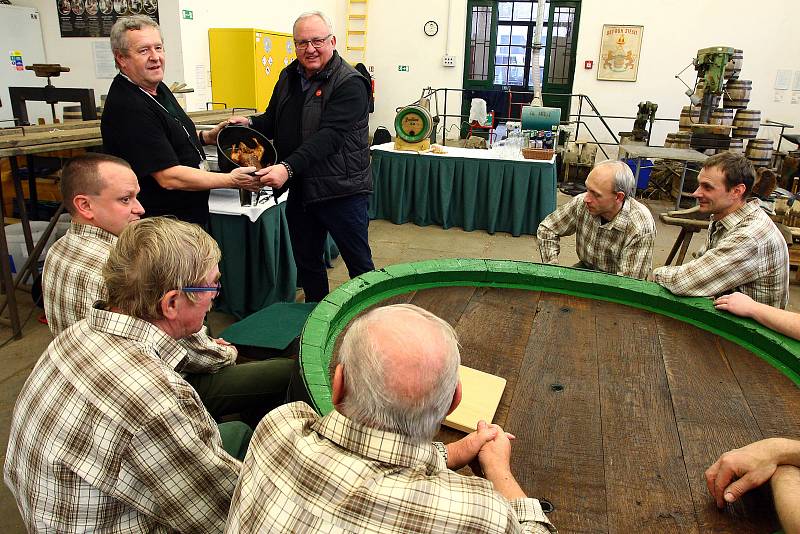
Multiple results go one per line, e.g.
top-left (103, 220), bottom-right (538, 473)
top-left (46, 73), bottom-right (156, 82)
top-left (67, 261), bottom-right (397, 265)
top-left (6, 218), bottom-right (244, 533)
top-left (537, 160), bottom-right (655, 280)
top-left (225, 304), bottom-right (556, 533)
top-left (653, 152), bottom-right (789, 308)
top-left (42, 154), bottom-right (292, 424)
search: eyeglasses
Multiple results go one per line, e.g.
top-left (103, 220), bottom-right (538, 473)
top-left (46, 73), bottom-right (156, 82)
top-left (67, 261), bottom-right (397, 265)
top-left (181, 282), bottom-right (221, 299)
top-left (294, 34), bottom-right (332, 51)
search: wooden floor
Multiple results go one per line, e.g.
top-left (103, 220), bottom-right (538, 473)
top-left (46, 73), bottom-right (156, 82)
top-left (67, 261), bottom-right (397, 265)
top-left (348, 286), bottom-right (800, 534)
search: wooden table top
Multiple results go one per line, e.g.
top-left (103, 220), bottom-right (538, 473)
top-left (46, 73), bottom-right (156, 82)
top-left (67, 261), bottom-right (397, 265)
top-left (0, 109), bottom-right (238, 157)
top-left (336, 287), bottom-right (798, 533)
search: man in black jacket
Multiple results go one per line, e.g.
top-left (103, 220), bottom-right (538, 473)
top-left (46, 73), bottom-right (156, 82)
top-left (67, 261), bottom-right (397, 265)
top-left (231, 11), bottom-right (374, 303)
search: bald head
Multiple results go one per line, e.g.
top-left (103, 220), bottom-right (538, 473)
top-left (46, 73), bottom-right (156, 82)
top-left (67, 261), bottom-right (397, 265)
top-left (335, 304), bottom-right (460, 441)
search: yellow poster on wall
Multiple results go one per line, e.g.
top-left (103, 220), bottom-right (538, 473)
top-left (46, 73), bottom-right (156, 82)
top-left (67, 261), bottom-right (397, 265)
top-left (597, 25), bottom-right (643, 82)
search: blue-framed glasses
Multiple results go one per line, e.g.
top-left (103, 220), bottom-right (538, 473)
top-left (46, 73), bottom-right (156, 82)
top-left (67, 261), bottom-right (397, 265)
top-left (181, 282), bottom-right (221, 299)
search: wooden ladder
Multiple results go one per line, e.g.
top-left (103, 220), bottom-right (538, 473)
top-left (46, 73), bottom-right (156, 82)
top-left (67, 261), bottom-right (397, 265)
top-left (345, 0), bottom-right (368, 63)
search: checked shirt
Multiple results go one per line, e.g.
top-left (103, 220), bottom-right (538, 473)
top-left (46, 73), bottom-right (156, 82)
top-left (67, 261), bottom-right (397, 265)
top-left (225, 402), bottom-right (556, 533)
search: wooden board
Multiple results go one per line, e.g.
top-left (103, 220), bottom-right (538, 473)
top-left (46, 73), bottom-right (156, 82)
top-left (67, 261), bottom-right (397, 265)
top-left (596, 304), bottom-right (698, 533)
top-left (656, 315), bottom-right (780, 533)
top-left (443, 365), bottom-right (506, 433)
top-left (508, 293), bottom-right (608, 533)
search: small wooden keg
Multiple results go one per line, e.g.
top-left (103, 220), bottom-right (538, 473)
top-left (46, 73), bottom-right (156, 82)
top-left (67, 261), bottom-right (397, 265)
top-left (665, 131), bottom-right (691, 149)
top-left (678, 106), bottom-right (700, 132)
top-left (723, 79), bottom-right (752, 109)
top-left (732, 109), bottom-right (761, 139)
top-left (710, 108), bottom-right (735, 126)
top-left (62, 105), bottom-right (82, 122)
top-left (723, 49), bottom-right (744, 80)
top-left (746, 138), bottom-right (774, 168)
top-left (728, 137), bottom-right (744, 154)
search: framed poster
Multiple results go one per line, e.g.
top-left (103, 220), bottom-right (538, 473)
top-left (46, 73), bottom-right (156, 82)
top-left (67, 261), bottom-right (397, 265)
top-left (56, 0), bottom-right (159, 37)
top-left (597, 24), bottom-right (643, 82)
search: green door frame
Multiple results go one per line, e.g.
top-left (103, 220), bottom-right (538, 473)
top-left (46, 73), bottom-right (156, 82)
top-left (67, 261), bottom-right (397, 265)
top-left (541, 0), bottom-right (582, 120)
top-left (460, 0), bottom-right (581, 127)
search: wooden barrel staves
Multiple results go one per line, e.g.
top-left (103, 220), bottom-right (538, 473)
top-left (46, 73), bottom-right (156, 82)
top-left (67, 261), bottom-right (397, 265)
top-left (732, 109), bottom-right (761, 139)
top-left (678, 106), bottom-right (700, 132)
top-left (723, 79), bottom-right (752, 109)
top-left (710, 108), bottom-right (735, 126)
top-left (62, 105), bottom-right (83, 122)
top-left (746, 138), bottom-right (774, 168)
top-left (724, 49), bottom-right (744, 80)
top-left (728, 137), bottom-right (744, 154)
top-left (665, 131), bottom-right (691, 149)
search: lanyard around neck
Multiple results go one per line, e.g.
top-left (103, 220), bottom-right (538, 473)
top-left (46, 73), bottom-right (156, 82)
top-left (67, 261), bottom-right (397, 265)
top-left (121, 74), bottom-right (205, 162)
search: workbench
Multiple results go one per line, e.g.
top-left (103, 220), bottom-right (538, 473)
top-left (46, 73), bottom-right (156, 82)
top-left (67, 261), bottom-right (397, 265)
top-left (618, 145), bottom-right (708, 209)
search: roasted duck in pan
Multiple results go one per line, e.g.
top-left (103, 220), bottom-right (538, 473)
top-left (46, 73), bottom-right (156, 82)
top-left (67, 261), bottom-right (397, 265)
top-left (230, 138), bottom-right (266, 169)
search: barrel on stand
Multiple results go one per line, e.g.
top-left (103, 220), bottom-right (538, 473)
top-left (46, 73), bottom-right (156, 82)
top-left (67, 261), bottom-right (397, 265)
top-left (62, 105), bottom-right (82, 122)
top-left (732, 109), bottom-right (761, 139)
top-left (723, 49), bottom-right (744, 80)
top-left (710, 108), bottom-right (735, 126)
top-left (665, 131), bottom-right (691, 149)
top-left (728, 138), bottom-right (744, 154)
top-left (723, 79), bottom-right (752, 109)
top-left (746, 138), bottom-right (774, 168)
top-left (678, 106), bottom-right (700, 132)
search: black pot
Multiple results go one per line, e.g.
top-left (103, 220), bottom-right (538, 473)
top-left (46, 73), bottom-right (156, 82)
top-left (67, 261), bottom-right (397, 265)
top-left (216, 125), bottom-right (277, 173)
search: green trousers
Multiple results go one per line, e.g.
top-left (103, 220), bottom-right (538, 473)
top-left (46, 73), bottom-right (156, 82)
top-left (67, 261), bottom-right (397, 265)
top-left (186, 358), bottom-right (295, 428)
top-left (217, 421), bottom-right (253, 461)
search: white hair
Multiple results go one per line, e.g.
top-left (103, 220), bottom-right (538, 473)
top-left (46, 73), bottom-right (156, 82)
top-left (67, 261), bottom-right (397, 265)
top-left (337, 304), bottom-right (460, 442)
top-left (595, 159), bottom-right (636, 198)
top-left (293, 11), bottom-right (334, 35)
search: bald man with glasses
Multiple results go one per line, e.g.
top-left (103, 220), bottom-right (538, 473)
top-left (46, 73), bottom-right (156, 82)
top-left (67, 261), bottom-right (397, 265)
top-left (231, 10), bottom-right (374, 303)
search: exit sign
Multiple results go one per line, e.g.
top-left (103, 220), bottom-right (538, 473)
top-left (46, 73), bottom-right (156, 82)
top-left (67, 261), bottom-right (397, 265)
top-left (398, 65), bottom-right (409, 72)
top-left (182, 9), bottom-right (193, 19)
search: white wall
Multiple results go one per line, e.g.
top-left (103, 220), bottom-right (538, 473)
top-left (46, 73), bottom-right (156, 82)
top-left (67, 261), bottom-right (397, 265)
top-left (572, 0), bottom-right (800, 151)
top-left (175, 0), bottom-right (337, 111)
top-left (361, 0), bottom-right (468, 140)
top-left (12, 0), bottom-right (183, 115)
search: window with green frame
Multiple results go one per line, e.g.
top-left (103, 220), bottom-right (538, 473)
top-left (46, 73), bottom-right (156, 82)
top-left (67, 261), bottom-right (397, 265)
top-left (494, 1), bottom-right (549, 88)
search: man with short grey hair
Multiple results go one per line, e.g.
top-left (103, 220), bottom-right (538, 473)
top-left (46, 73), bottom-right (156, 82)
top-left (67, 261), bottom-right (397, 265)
top-left (229, 10), bottom-right (374, 302)
top-left (225, 304), bottom-right (556, 533)
top-left (537, 160), bottom-right (655, 279)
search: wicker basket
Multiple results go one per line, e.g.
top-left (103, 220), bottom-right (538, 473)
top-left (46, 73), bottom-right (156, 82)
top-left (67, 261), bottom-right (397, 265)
top-left (522, 148), bottom-right (555, 160)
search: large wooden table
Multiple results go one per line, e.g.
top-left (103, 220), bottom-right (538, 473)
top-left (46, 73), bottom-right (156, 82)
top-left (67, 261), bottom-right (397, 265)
top-left (301, 262), bottom-right (800, 533)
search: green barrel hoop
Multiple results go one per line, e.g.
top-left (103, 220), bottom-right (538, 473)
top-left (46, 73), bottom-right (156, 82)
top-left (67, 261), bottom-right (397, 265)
top-left (394, 106), bottom-right (432, 144)
top-left (299, 259), bottom-right (800, 415)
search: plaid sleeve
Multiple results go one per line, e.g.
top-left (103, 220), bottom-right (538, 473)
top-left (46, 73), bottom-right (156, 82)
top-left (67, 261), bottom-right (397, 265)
top-left (507, 498), bottom-right (557, 533)
top-left (618, 230), bottom-right (655, 280)
top-left (537, 196), bottom-right (580, 264)
top-left (177, 326), bottom-right (237, 374)
top-left (652, 232), bottom-right (760, 297)
top-left (123, 406), bottom-right (241, 533)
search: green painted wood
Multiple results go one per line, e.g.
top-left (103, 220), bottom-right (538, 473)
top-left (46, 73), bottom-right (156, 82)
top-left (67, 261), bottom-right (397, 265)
top-left (299, 259), bottom-right (800, 415)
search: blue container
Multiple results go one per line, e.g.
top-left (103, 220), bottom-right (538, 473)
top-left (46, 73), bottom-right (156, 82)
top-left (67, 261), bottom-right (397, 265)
top-left (624, 158), bottom-right (654, 190)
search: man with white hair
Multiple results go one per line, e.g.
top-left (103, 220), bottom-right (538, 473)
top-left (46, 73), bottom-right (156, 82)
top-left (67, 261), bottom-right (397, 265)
top-left (225, 304), bottom-right (556, 533)
top-left (230, 11), bottom-right (374, 302)
top-left (537, 160), bottom-right (656, 279)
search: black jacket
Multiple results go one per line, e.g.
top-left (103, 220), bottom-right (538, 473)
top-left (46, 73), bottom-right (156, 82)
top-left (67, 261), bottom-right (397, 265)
top-left (251, 51), bottom-right (371, 204)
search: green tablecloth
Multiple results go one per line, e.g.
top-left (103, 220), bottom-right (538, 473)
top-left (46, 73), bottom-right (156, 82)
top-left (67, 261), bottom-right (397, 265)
top-left (209, 201), bottom-right (339, 319)
top-left (368, 148), bottom-right (557, 236)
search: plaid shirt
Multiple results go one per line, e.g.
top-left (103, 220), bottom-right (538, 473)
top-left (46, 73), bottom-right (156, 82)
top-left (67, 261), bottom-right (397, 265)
top-left (537, 194), bottom-right (655, 280)
top-left (42, 222), bottom-right (235, 373)
top-left (4, 306), bottom-right (241, 533)
top-left (225, 402), bottom-right (556, 533)
top-left (653, 199), bottom-right (789, 308)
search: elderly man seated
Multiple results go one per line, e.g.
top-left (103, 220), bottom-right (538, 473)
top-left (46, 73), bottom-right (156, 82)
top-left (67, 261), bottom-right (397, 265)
top-left (225, 304), bottom-right (556, 533)
top-left (42, 153), bottom-right (292, 425)
top-left (653, 152), bottom-right (789, 308)
top-left (537, 160), bottom-right (655, 280)
top-left (5, 218), bottom-right (246, 532)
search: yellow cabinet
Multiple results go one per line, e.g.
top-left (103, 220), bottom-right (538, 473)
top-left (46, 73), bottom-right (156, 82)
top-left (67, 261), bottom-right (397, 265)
top-left (209, 28), bottom-right (295, 111)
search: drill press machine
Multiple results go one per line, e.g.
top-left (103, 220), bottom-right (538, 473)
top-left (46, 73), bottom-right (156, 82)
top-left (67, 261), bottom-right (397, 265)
top-left (689, 46), bottom-right (734, 151)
